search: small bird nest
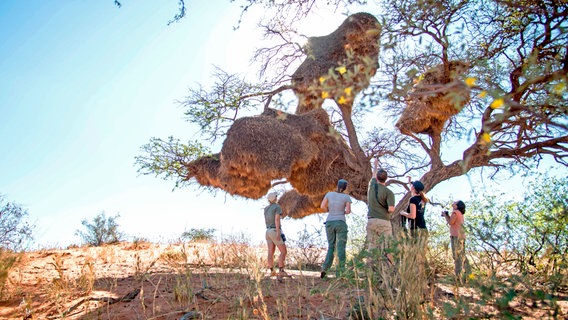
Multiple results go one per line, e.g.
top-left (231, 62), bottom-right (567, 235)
top-left (396, 61), bottom-right (471, 135)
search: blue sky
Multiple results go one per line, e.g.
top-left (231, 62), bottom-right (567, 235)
top-left (1, 1), bottom-right (560, 249)
top-left (0, 1), bottom-right (274, 247)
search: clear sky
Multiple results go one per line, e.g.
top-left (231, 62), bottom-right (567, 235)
top-left (0, 0), bottom-right (271, 247)
top-left (0, 1), bottom-right (558, 249)
top-left (0, 0), bottom-right (356, 248)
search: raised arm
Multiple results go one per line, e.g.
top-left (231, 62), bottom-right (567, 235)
top-left (372, 158), bottom-right (378, 178)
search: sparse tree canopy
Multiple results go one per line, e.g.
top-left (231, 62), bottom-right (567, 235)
top-left (136, 0), bottom-right (567, 219)
top-left (113, 0), bottom-right (186, 25)
top-left (75, 212), bottom-right (124, 246)
top-left (0, 194), bottom-right (34, 251)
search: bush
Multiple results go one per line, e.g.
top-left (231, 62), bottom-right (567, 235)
top-left (181, 228), bottom-right (216, 242)
top-left (0, 194), bottom-right (34, 251)
top-left (75, 211), bottom-right (124, 246)
top-left (287, 224), bottom-right (326, 271)
top-left (468, 176), bottom-right (568, 278)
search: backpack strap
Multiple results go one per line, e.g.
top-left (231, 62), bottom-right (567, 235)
top-left (374, 182), bottom-right (388, 210)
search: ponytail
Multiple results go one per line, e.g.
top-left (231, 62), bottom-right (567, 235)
top-left (419, 192), bottom-right (429, 204)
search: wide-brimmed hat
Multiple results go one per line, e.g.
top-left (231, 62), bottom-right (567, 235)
top-left (267, 192), bottom-right (278, 202)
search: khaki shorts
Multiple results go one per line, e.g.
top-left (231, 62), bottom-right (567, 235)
top-left (366, 218), bottom-right (392, 251)
top-left (265, 228), bottom-right (284, 245)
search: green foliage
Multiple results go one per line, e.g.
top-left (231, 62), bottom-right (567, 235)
top-left (181, 228), bottom-right (216, 242)
top-left (180, 67), bottom-right (272, 141)
top-left (75, 211), bottom-right (124, 246)
top-left (134, 136), bottom-right (211, 188)
top-left (0, 194), bottom-right (34, 251)
top-left (346, 210), bottom-right (368, 255)
top-left (468, 176), bottom-right (568, 277)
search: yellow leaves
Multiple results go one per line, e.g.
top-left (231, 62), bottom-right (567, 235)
top-left (335, 66), bottom-right (347, 75)
top-left (469, 273), bottom-right (475, 280)
top-left (319, 76), bottom-right (327, 85)
top-left (553, 82), bottom-right (566, 94)
top-left (481, 132), bottom-right (492, 144)
top-left (344, 87), bottom-right (353, 96)
top-left (465, 77), bottom-right (476, 87)
top-left (337, 96), bottom-right (347, 104)
top-left (416, 73), bottom-right (425, 84)
top-left (478, 91), bottom-right (487, 98)
top-left (490, 98), bottom-right (505, 109)
top-left (321, 91), bottom-right (330, 99)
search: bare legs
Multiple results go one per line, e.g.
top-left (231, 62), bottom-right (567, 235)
top-left (266, 242), bottom-right (287, 270)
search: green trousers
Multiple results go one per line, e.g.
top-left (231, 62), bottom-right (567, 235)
top-left (322, 220), bottom-right (348, 272)
top-left (451, 236), bottom-right (471, 282)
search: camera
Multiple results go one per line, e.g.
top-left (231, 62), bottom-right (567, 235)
top-left (441, 210), bottom-right (449, 217)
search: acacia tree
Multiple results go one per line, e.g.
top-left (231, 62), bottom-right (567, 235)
top-left (136, 0), bottom-right (567, 219)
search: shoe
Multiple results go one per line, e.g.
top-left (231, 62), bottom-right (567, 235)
top-left (277, 270), bottom-right (290, 283)
top-left (320, 271), bottom-right (326, 279)
top-left (278, 270), bottom-right (291, 278)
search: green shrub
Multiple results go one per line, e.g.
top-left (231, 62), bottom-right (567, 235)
top-left (181, 228), bottom-right (216, 242)
top-left (75, 211), bottom-right (124, 246)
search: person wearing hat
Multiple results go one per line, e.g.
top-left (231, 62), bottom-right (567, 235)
top-left (319, 179), bottom-right (352, 278)
top-left (399, 177), bottom-right (429, 238)
top-left (443, 200), bottom-right (471, 283)
top-left (263, 191), bottom-right (290, 279)
top-left (400, 177), bottom-right (433, 283)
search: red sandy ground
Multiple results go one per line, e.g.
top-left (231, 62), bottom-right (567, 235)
top-left (0, 242), bottom-right (566, 319)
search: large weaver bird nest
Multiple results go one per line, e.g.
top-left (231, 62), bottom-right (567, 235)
top-left (396, 61), bottom-right (471, 135)
top-left (184, 13), bottom-right (382, 218)
top-left (292, 12), bottom-right (381, 114)
top-left (184, 108), bottom-right (368, 218)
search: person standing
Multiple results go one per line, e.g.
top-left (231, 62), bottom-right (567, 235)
top-left (319, 179), bottom-right (352, 278)
top-left (399, 178), bottom-right (428, 239)
top-left (264, 192), bottom-right (289, 280)
top-left (443, 200), bottom-right (471, 283)
top-left (366, 159), bottom-right (395, 259)
top-left (400, 178), bottom-right (432, 283)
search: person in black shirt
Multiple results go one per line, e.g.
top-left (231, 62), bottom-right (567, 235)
top-left (400, 178), bottom-right (433, 283)
top-left (400, 178), bottom-right (428, 238)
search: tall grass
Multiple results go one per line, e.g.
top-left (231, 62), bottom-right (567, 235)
top-left (0, 249), bottom-right (19, 299)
